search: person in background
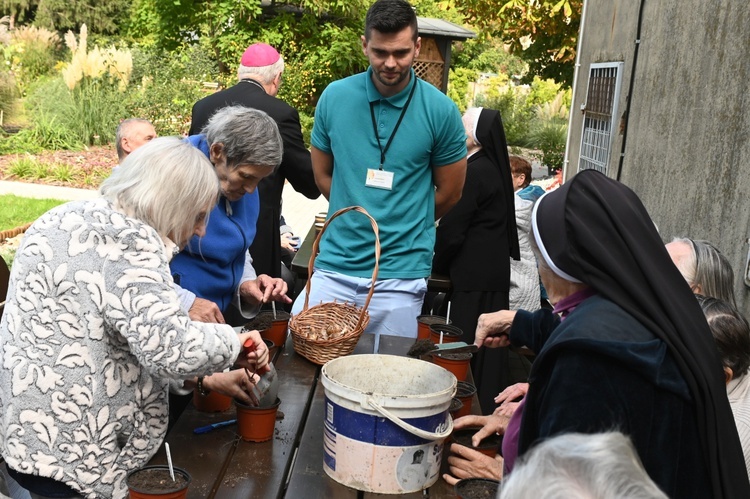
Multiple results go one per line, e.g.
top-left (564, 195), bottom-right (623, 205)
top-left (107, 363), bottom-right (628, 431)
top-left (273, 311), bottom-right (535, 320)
top-left (115, 118), bottom-right (157, 163)
top-left (278, 214), bottom-right (298, 307)
top-left (697, 295), bottom-right (750, 479)
top-left (189, 42), bottom-right (319, 293)
top-left (0, 137), bottom-right (269, 498)
top-left (666, 237), bottom-right (737, 307)
top-left (509, 155), bottom-right (545, 202)
top-left (499, 432), bottom-right (668, 499)
top-left (508, 154), bottom-right (543, 314)
top-left (171, 106), bottom-right (291, 326)
top-left (433, 107), bottom-right (519, 413)
top-left (295, 0), bottom-right (467, 351)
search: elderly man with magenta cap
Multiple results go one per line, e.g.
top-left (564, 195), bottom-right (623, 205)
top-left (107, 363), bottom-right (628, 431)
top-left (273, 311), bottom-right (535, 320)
top-left (189, 42), bottom-right (319, 290)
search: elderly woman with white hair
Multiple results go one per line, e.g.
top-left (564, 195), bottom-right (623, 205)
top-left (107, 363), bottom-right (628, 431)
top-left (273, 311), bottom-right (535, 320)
top-left (500, 432), bottom-right (667, 499)
top-left (0, 137), bottom-right (269, 498)
top-left (171, 105), bottom-right (291, 326)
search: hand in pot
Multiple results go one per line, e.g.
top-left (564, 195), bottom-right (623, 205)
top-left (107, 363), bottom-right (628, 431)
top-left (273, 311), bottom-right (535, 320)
top-left (454, 414), bottom-right (510, 448)
top-left (201, 370), bottom-right (260, 406)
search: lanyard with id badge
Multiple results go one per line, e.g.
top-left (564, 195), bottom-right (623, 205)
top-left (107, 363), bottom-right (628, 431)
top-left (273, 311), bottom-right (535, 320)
top-left (366, 79), bottom-right (418, 191)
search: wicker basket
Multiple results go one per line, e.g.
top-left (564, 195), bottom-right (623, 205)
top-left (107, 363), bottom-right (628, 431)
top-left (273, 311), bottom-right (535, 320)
top-left (290, 206), bottom-right (380, 365)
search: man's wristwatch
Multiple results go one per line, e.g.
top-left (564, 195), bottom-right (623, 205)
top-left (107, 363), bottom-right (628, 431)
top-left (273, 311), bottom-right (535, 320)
top-left (196, 376), bottom-right (210, 396)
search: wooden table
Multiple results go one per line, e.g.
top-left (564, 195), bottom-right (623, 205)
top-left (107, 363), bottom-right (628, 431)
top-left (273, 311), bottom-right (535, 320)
top-left (148, 334), bottom-right (474, 498)
top-left (291, 225), bottom-right (452, 292)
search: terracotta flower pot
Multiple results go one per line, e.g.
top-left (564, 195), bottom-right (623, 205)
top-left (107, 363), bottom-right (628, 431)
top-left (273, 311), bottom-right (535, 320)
top-left (450, 427), bottom-right (502, 458)
top-left (454, 478), bottom-right (500, 499)
top-left (263, 338), bottom-right (277, 357)
top-left (428, 323), bottom-right (463, 344)
top-left (257, 311), bottom-right (291, 348)
top-left (235, 397), bottom-right (281, 442)
top-left (432, 352), bottom-right (472, 381)
top-left (416, 314), bottom-right (451, 340)
top-left (192, 389), bottom-right (232, 413)
top-left (455, 381), bottom-right (477, 418)
top-left (126, 465), bottom-right (191, 499)
top-left (449, 397), bottom-right (464, 419)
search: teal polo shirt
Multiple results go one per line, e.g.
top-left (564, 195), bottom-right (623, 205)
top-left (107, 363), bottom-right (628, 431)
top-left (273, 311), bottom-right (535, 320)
top-left (311, 67), bottom-right (466, 279)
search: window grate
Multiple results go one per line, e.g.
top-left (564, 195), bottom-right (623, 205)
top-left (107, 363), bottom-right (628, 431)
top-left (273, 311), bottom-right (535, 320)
top-left (579, 63), bottom-right (624, 174)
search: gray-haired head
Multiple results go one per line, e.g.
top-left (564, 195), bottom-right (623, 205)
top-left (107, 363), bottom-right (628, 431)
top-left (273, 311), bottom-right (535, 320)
top-left (116, 118), bottom-right (156, 162)
top-left (201, 106), bottom-right (283, 170)
top-left (101, 136), bottom-right (220, 247)
top-left (668, 238), bottom-right (737, 308)
top-left (499, 432), bottom-right (668, 499)
top-left (237, 56), bottom-right (284, 86)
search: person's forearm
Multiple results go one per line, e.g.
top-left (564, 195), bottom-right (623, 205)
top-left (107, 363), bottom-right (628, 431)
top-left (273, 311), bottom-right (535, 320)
top-left (315, 174), bottom-right (332, 199)
top-left (435, 188), bottom-right (462, 220)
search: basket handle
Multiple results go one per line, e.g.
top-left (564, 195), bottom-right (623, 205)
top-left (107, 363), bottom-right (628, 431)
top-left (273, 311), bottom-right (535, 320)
top-left (303, 206), bottom-right (380, 332)
top-left (366, 397), bottom-right (453, 441)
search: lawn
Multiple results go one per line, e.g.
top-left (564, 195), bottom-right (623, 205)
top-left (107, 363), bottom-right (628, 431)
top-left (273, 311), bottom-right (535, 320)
top-left (0, 194), bottom-right (66, 232)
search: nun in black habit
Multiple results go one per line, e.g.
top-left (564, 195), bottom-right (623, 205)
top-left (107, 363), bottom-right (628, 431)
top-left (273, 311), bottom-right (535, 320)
top-left (510, 169), bottom-right (749, 498)
top-left (433, 107), bottom-right (520, 413)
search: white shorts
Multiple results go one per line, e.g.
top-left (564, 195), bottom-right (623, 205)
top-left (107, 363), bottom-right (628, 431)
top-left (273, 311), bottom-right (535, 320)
top-left (291, 269), bottom-right (427, 352)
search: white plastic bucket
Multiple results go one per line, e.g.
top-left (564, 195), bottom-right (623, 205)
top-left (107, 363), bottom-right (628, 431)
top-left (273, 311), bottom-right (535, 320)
top-left (321, 354), bottom-right (456, 494)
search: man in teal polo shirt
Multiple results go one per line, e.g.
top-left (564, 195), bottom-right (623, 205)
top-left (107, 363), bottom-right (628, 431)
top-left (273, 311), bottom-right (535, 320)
top-left (291, 0), bottom-right (467, 350)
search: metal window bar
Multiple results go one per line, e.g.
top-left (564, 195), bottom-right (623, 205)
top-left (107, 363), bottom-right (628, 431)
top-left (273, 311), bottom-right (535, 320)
top-left (579, 64), bottom-right (623, 174)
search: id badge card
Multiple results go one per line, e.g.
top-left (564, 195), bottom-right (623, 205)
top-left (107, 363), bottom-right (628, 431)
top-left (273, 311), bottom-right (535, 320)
top-left (366, 168), bottom-right (394, 190)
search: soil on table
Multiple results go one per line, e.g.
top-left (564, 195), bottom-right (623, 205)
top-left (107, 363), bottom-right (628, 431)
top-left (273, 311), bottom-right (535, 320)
top-left (407, 338), bottom-right (437, 357)
top-left (243, 315), bottom-right (273, 332)
top-left (243, 311), bottom-right (291, 332)
top-left (127, 468), bottom-right (189, 493)
top-left (456, 381), bottom-right (477, 398)
top-left (418, 316), bottom-right (449, 326)
top-left (456, 478), bottom-right (500, 499)
top-left (451, 428), bottom-right (502, 451)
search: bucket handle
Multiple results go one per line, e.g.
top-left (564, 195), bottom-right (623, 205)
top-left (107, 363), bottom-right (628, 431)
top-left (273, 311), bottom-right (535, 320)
top-left (366, 397), bottom-right (453, 441)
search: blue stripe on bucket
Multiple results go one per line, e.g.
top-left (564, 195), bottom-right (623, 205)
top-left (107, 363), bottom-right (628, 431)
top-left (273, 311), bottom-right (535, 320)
top-left (324, 421), bottom-right (337, 470)
top-left (325, 396), bottom-right (448, 446)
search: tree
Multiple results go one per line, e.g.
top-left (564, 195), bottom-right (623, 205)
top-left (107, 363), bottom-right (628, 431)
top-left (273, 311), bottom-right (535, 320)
top-left (456, 0), bottom-right (581, 85)
top-left (2, 0), bottom-right (130, 33)
top-left (125, 0), bottom-right (369, 113)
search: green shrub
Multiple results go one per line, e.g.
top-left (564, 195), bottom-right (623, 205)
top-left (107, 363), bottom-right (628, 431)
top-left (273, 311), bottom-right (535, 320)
top-left (30, 160), bottom-right (53, 180)
top-left (31, 111), bottom-right (85, 150)
top-left (127, 45), bottom-right (217, 135)
top-left (476, 86), bottom-right (534, 147)
top-left (51, 163), bottom-right (75, 183)
top-left (448, 67), bottom-right (478, 113)
top-left (0, 129), bottom-right (43, 154)
top-left (7, 25), bottom-right (61, 95)
top-left (529, 121), bottom-right (567, 173)
top-left (0, 70), bottom-right (16, 119)
top-left (298, 111), bottom-right (314, 150)
top-left (7, 156), bottom-right (36, 178)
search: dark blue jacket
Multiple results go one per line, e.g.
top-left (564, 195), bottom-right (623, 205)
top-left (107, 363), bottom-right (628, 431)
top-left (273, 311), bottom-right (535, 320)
top-left (513, 296), bottom-right (712, 498)
top-left (170, 135), bottom-right (260, 312)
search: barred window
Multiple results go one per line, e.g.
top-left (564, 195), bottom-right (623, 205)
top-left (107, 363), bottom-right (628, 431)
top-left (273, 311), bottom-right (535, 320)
top-left (579, 63), bottom-right (624, 174)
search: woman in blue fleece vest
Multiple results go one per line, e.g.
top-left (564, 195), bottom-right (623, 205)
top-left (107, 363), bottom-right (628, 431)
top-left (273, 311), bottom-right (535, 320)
top-left (171, 106), bottom-right (292, 325)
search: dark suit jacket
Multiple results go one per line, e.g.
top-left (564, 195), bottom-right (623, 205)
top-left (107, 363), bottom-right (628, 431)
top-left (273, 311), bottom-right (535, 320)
top-left (189, 80), bottom-right (320, 278)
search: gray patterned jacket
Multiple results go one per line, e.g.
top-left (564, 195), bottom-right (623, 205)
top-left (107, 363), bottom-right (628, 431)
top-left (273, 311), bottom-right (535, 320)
top-left (0, 198), bottom-right (241, 498)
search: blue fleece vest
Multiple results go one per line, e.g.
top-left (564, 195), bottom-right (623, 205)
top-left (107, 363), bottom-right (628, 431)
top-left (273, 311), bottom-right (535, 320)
top-left (170, 135), bottom-right (260, 312)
